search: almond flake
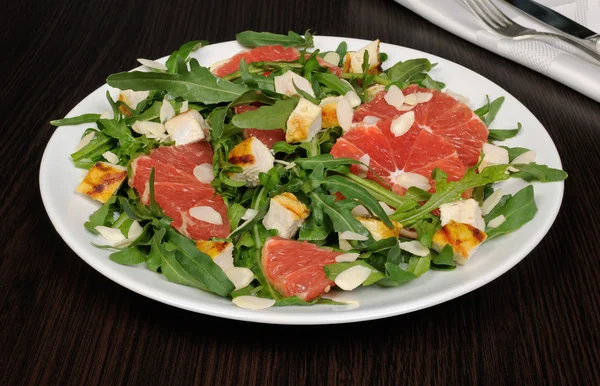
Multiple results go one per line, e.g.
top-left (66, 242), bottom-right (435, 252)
top-left (446, 89), bottom-right (469, 104)
top-left (336, 97), bottom-right (353, 133)
top-left (339, 238), bottom-right (354, 251)
top-left (415, 92), bottom-right (433, 103)
top-left (362, 115), bottom-right (381, 124)
top-left (339, 231), bottom-right (369, 241)
top-left (232, 296), bottom-right (275, 310)
top-left (189, 206), bottom-right (223, 225)
top-left (344, 90), bottom-right (361, 108)
top-left (334, 265), bottom-right (371, 291)
top-left (100, 111), bottom-right (113, 119)
top-left (357, 154), bottom-right (370, 178)
top-left (379, 202), bottom-right (395, 215)
top-left (241, 208), bottom-right (258, 221)
top-left (102, 151), bottom-right (119, 164)
top-left (284, 162), bottom-right (297, 170)
top-left (224, 267), bottom-right (254, 290)
top-left (390, 111), bottom-right (415, 137)
top-left (482, 189), bottom-right (503, 216)
top-left (137, 58), bottom-right (167, 71)
top-left (384, 85), bottom-right (405, 109)
top-left (512, 150), bottom-right (536, 164)
top-left (399, 228), bottom-right (418, 239)
top-left (132, 121), bottom-right (167, 138)
top-left (398, 240), bottom-right (430, 257)
top-left (95, 226), bottom-right (126, 243)
top-left (335, 253), bottom-right (360, 263)
top-left (193, 163), bottom-right (215, 184)
top-left (322, 52), bottom-right (340, 66)
top-left (351, 205), bottom-right (369, 217)
top-left (394, 172), bottom-right (431, 191)
top-left (180, 101), bottom-right (189, 113)
top-left (75, 132), bottom-right (95, 152)
top-left (114, 221), bottom-right (144, 247)
top-left (160, 99), bottom-right (176, 123)
top-left (487, 215), bottom-right (506, 229)
top-left (404, 93), bottom-right (418, 105)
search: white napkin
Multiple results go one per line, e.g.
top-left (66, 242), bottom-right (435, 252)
top-left (394, 0), bottom-right (600, 102)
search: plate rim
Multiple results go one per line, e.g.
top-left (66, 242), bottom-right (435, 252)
top-left (39, 36), bottom-right (564, 325)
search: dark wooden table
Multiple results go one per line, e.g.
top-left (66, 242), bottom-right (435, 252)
top-left (2, 0), bottom-right (599, 384)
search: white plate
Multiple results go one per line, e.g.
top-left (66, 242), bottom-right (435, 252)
top-left (40, 37), bottom-right (564, 325)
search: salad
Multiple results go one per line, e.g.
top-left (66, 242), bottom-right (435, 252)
top-left (51, 30), bottom-right (567, 310)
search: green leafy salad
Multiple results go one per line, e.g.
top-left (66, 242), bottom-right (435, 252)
top-left (51, 30), bottom-right (567, 310)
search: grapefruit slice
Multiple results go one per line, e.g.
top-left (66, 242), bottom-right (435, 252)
top-left (331, 85), bottom-right (487, 192)
top-left (262, 237), bottom-right (341, 301)
top-left (234, 105), bottom-right (286, 148)
top-left (130, 142), bottom-right (230, 240)
top-left (212, 45), bottom-right (342, 77)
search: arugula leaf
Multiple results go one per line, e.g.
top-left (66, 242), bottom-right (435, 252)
top-left (160, 242), bottom-right (209, 291)
top-left (501, 146), bottom-right (531, 162)
top-left (71, 131), bottom-right (114, 164)
top-left (231, 98), bottom-right (297, 129)
top-left (321, 175), bottom-right (394, 227)
top-left (411, 216), bottom-right (441, 248)
top-left (510, 163), bottom-right (568, 182)
top-left (109, 247), bottom-right (146, 265)
top-left (146, 228), bottom-right (166, 272)
top-left (107, 59), bottom-right (249, 104)
top-left (313, 72), bottom-right (353, 95)
top-left (485, 185), bottom-right (537, 239)
top-left (165, 40), bottom-right (208, 73)
top-left (384, 263), bottom-right (418, 284)
top-left (84, 196), bottom-right (118, 234)
top-left (230, 90), bottom-right (277, 108)
top-left (236, 30), bottom-right (314, 48)
top-left (298, 213), bottom-right (333, 241)
top-left (166, 227), bottom-right (234, 296)
top-left (414, 74), bottom-right (445, 90)
top-left (309, 193), bottom-right (369, 238)
top-left (386, 59), bottom-right (434, 83)
top-left (292, 79), bottom-right (319, 105)
top-left (432, 245), bottom-right (455, 267)
top-left (407, 256), bottom-right (431, 277)
top-left (342, 172), bottom-right (419, 212)
top-left (391, 165), bottom-right (510, 226)
top-left (488, 123), bottom-right (522, 141)
top-left (51, 114), bottom-right (101, 126)
top-left (475, 96), bottom-right (504, 126)
top-left (335, 41), bottom-right (347, 66)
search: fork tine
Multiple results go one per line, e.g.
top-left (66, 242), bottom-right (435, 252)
top-left (464, 0), bottom-right (500, 29)
top-left (472, 0), bottom-right (508, 27)
top-left (475, 0), bottom-right (513, 27)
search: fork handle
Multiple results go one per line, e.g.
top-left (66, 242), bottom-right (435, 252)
top-left (535, 32), bottom-right (600, 64)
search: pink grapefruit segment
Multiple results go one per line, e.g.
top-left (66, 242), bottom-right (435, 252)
top-left (130, 142), bottom-right (230, 240)
top-left (211, 45), bottom-right (342, 77)
top-left (331, 85), bottom-right (488, 193)
top-left (262, 237), bottom-right (341, 301)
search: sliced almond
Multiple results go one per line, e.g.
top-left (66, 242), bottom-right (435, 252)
top-left (180, 101), bottom-right (189, 113)
top-left (482, 189), bottom-right (503, 216)
top-left (335, 253), bottom-right (360, 263)
top-left (322, 52), bottom-right (340, 66)
top-left (336, 97), bottom-right (353, 133)
top-left (339, 238), bottom-right (354, 251)
top-left (224, 267), bottom-right (254, 290)
top-left (379, 201), bottom-right (395, 216)
top-left (132, 121), bottom-right (167, 138)
top-left (193, 163), bottom-right (215, 184)
top-left (102, 151), bottom-right (119, 164)
top-left (232, 296), bottom-right (275, 310)
top-left (137, 58), bottom-right (167, 71)
top-left (160, 99), bottom-right (176, 123)
top-left (99, 111), bottom-right (113, 119)
top-left (189, 206), bottom-right (223, 225)
top-left (384, 85), bottom-right (405, 109)
top-left (415, 92), bottom-right (433, 103)
top-left (394, 172), bottom-right (431, 191)
top-left (334, 265), bottom-right (372, 291)
top-left (512, 150), bottom-right (536, 164)
top-left (487, 215), bottom-right (506, 229)
top-left (344, 90), bottom-right (361, 108)
top-left (95, 226), bottom-right (126, 243)
top-left (362, 115), bottom-right (381, 124)
top-left (351, 205), bottom-right (369, 217)
top-left (357, 154), bottom-right (370, 178)
top-left (241, 208), bottom-right (258, 221)
top-left (398, 240), bottom-right (430, 257)
top-left (114, 221), bottom-right (144, 247)
top-left (75, 132), bottom-right (95, 152)
top-left (404, 93), bottom-right (418, 105)
top-left (390, 111), bottom-right (415, 137)
top-left (339, 231), bottom-right (369, 241)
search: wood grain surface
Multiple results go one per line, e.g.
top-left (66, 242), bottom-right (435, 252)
top-left (1, 0), bottom-right (599, 384)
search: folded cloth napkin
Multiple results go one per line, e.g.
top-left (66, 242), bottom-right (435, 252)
top-left (394, 0), bottom-right (600, 102)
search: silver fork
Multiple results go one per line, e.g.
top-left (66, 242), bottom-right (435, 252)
top-left (464, 0), bottom-right (600, 63)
